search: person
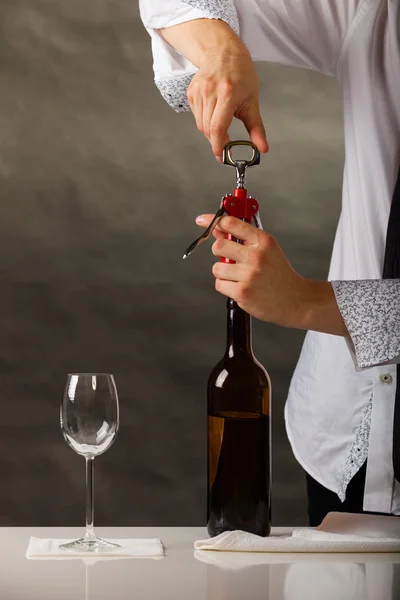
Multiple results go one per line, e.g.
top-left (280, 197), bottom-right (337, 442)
top-left (139, 1), bottom-right (400, 525)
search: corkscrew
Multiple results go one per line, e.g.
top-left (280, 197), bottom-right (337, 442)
top-left (183, 141), bottom-right (264, 261)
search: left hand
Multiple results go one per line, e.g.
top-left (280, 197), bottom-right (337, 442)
top-left (195, 214), bottom-right (309, 327)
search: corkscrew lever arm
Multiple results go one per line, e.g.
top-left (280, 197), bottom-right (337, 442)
top-left (183, 201), bottom-right (227, 260)
top-left (253, 211), bottom-right (263, 230)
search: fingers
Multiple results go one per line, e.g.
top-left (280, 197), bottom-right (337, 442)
top-left (209, 96), bottom-right (234, 161)
top-left (195, 214), bottom-right (225, 239)
top-left (214, 279), bottom-right (242, 302)
top-left (218, 216), bottom-right (260, 245)
top-left (192, 93), bottom-right (204, 137)
top-left (197, 215), bottom-right (259, 245)
top-left (188, 79), bottom-right (231, 162)
top-left (188, 84), bottom-right (267, 160)
top-left (196, 214), bottom-right (260, 244)
top-left (212, 262), bottom-right (246, 282)
top-left (212, 238), bottom-right (248, 263)
top-left (202, 95), bottom-right (218, 146)
top-left (241, 103), bottom-right (269, 153)
top-left (196, 214), bottom-right (216, 228)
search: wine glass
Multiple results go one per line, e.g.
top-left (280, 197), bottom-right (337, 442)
top-left (60, 373), bottom-right (119, 552)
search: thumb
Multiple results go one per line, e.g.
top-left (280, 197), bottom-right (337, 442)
top-left (241, 104), bottom-right (269, 153)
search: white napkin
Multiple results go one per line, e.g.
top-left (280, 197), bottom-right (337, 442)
top-left (26, 537), bottom-right (164, 559)
top-left (194, 512), bottom-right (400, 553)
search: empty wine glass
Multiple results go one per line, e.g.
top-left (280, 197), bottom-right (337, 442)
top-left (60, 373), bottom-right (119, 552)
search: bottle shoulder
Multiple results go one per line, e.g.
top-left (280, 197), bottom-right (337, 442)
top-left (208, 354), bottom-right (271, 415)
top-left (208, 354), bottom-right (270, 386)
top-left (210, 353), bottom-right (269, 370)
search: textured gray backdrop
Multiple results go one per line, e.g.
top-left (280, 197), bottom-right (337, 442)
top-left (0, 1), bottom-right (343, 526)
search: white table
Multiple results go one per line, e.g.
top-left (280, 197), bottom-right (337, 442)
top-left (1, 527), bottom-right (399, 599)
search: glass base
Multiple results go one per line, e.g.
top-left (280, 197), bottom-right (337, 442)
top-left (59, 536), bottom-right (121, 553)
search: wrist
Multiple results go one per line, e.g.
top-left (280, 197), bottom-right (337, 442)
top-left (199, 26), bottom-right (249, 67)
top-left (293, 278), bottom-right (349, 337)
top-left (159, 18), bottom-right (244, 68)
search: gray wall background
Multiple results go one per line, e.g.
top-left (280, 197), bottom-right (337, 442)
top-left (0, 1), bottom-right (344, 526)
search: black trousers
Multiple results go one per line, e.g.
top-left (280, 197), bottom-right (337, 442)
top-left (306, 460), bottom-right (374, 527)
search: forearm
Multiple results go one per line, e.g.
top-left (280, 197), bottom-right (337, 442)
top-left (296, 279), bottom-right (349, 337)
top-left (158, 18), bottom-right (246, 67)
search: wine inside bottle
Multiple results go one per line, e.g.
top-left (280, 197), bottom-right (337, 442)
top-left (207, 299), bottom-right (271, 537)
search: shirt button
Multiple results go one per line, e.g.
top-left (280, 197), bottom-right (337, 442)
top-left (380, 373), bottom-right (393, 384)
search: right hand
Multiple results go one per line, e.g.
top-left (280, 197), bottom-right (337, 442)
top-left (187, 44), bottom-right (269, 162)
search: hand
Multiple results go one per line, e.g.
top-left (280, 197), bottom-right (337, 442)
top-left (188, 46), bottom-right (269, 162)
top-left (196, 214), bottom-right (304, 325)
top-left (159, 19), bottom-right (268, 161)
top-left (196, 214), bottom-right (348, 336)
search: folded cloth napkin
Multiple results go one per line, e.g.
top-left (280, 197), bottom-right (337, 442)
top-left (26, 537), bottom-right (164, 559)
top-left (194, 512), bottom-right (400, 553)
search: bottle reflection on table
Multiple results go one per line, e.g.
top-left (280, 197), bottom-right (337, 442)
top-left (205, 561), bottom-right (271, 600)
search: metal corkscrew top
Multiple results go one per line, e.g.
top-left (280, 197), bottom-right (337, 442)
top-left (183, 141), bottom-right (263, 260)
top-left (223, 140), bottom-right (260, 189)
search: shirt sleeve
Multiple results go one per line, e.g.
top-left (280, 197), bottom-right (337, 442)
top-left (331, 279), bottom-right (400, 371)
top-left (139, 0), bottom-right (365, 112)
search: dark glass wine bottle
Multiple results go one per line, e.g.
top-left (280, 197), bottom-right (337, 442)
top-left (207, 298), bottom-right (271, 537)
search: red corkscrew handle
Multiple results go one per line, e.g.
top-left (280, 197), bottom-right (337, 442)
top-left (221, 188), bottom-right (259, 264)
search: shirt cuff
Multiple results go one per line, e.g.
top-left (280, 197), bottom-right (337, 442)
top-left (145, 1), bottom-right (239, 112)
top-left (331, 279), bottom-right (400, 371)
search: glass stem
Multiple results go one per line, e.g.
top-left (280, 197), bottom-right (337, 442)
top-left (84, 457), bottom-right (96, 541)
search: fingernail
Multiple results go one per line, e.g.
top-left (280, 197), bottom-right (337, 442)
top-left (196, 215), bottom-right (205, 224)
top-left (216, 156), bottom-right (223, 163)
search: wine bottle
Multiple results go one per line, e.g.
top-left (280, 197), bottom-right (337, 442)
top-left (207, 298), bottom-right (271, 537)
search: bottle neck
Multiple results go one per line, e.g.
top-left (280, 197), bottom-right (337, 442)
top-left (226, 299), bottom-right (253, 357)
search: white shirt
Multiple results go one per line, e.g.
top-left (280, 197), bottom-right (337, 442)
top-left (139, 0), bottom-right (400, 513)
